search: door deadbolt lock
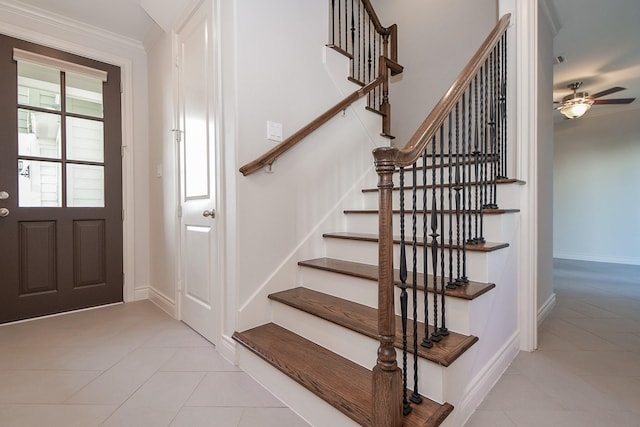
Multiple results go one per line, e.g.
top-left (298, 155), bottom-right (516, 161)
top-left (0, 207), bottom-right (9, 217)
top-left (0, 191), bottom-right (8, 200)
top-left (202, 209), bottom-right (215, 218)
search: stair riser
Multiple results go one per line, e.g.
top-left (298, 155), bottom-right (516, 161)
top-left (361, 183), bottom-right (520, 210)
top-left (299, 266), bottom-right (474, 334)
top-left (324, 238), bottom-right (493, 282)
top-left (272, 302), bottom-right (448, 403)
top-left (236, 346), bottom-right (360, 427)
top-left (345, 212), bottom-right (507, 243)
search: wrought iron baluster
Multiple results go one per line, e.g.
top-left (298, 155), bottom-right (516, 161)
top-left (447, 112), bottom-right (456, 291)
top-left (453, 102), bottom-right (466, 285)
top-left (398, 167), bottom-right (411, 416)
top-left (472, 74), bottom-right (481, 244)
top-left (331, 0), bottom-right (336, 46)
top-left (430, 134), bottom-right (440, 343)
top-left (421, 149), bottom-right (432, 350)
top-left (467, 82), bottom-right (473, 246)
top-left (460, 91), bottom-right (469, 284)
top-left (502, 33), bottom-right (509, 179)
top-left (439, 125), bottom-right (449, 336)
top-left (356, 0), bottom-right (361, 82)
top-left (344, 0), bottom-right (348, 50)
top-left (478, 62), bottom-right (487, 242)
top-left (350, 0), bottom-right (355, 74)
top-left (410, 163), bottom-right (422, 405)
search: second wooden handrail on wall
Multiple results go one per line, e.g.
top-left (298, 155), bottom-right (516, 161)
top-left (239, 56), bottom-right (401, 176)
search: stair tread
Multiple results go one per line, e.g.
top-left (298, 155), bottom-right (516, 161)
top-left (233, 322), bottom-right (453, 427)
top-left (270, 287), bottom-right (478, 367)
top-left (362, 177), bottom-right (522, 193)
top-left (299, 257), bottom-right (495, 300)
top-left (323, 231), bottom-right (509, 252)
top-left (344, 208), bottom-right (520, 215)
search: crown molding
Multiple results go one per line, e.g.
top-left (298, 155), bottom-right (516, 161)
top-left (0, 0), bottom-right (145, 53)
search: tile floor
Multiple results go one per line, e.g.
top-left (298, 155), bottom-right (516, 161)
top-left (0, 301), bottom-right (310, 427)
top-left (1, 259), bottom-right (638, 427)
top-left (465, 259), bottom-right (640, 427)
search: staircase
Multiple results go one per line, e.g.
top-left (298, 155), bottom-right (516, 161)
top-left (234, 3), bottom-right (515, 426)
top-left (233, 165), bottom-right (520, 426)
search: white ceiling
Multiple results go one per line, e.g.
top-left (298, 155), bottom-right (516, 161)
top-left (550, 0), bottom-right (640, 119)
top-left (15, 0), bottom-right (157, 41)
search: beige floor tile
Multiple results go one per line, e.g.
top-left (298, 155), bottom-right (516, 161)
top-left (505, 409), bottom-right (640, 427)
top-left (0, 404), bottom-right (116, 427)
top-left (142, 327), bottom-right (212, 348)
top-left (476, 374), bottom-right (564, 412)
top-left (160, 347), bottom-right (241, 372)
top-left (0, 370), bottom-right (100, 404)
top-left (185, 372), bottom-right (285, 408)
top-left (580, 375), bottom-right (640, 413)
top-left (102, 371), bottom-right (205, 426)
top-left (170, 407), bottom-right (244, 426)
top-left (464, 410), bottom-right (516, 427)
top-left (238, 407), bottom-right (311, 427)
top-left (66, 347), bottom-right (178, 405)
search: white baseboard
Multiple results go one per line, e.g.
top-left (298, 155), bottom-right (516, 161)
top-left (553, 252), bottom-right (640, 266)
top-left (537, 293), bottom-right (556, 326)
top-left (218, 334), bottom-right (237, 365)
top-left (148, 287), bottom-right (177, 318)
top-left (454, 331), bottom-right (520, 427)
top-left (133, 286), bottom-right (149, 301)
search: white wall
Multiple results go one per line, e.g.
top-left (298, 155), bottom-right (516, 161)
top-left (147, 31), bottom-right (179, 310)
top-left (554, 108), bottom-right (640, 265)
top-left (0, 1), bottom-right (151, 300)
top-left (537, 0), bottom-right (556, 315)
top-left (370, 0), bottom-right (498, 146)
top-left (230, 0), bottom-right (380, 325)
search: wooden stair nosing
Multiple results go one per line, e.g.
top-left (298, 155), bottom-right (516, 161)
top-left (343, 208), bottom-right (520, 215)
top-left (269, 287), bottom-right (478, 367)
top-left (361, 178), bottom-right (522, 193)
top-left (326, 43), bottom-right (353, 59)
top-left (233, 323), bottom-right (453, 427)
top-left (298, 257), bottom-right (495, 300)
top-left (322, 231), bottom-right (510, 252)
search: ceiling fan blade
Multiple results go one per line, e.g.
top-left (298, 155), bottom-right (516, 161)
top-left (593, 98), bottom-right (636, 105)
top-left (590, 87), bottom-right (626, 99)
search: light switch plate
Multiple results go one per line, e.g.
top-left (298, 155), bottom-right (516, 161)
top-left (267, 121), bottom-right (283, 142)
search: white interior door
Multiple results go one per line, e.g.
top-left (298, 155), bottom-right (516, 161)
top-left (177, 2), bottom-right (218, 344)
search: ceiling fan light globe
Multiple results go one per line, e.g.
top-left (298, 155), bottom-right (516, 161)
top-left (560, 102), bottom-right (591, 119)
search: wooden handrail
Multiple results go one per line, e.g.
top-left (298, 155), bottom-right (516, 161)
top-left (239, 56), bottom-right (398, 176)
top-left (361, 0), bottom-right (392, 36)
top-left (394, 14), bottom-right (511, 167)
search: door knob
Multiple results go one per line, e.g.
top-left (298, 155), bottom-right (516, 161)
top-left (0, 191), bottom-right (8, 200)
top-left (0, 207), bottom-right (9, 217)
top-left (202, 209), bottom-right (215, 218)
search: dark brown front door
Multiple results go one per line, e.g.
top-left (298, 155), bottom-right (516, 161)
top-left (0, 34), bottom-right (123, 323)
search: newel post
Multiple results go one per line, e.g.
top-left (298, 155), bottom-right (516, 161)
top-left (372, 147), bottom-right (402, 427)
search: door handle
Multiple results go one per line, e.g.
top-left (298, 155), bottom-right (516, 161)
top-left (0, 191), bottom-right (8, 200)
top-left (0, 207), bottom-right (9, 217)
top-left (202, 209), bottom-right (215, 218)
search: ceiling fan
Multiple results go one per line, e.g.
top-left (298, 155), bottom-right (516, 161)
top-left (554, 82), bottom-right (636, 119)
